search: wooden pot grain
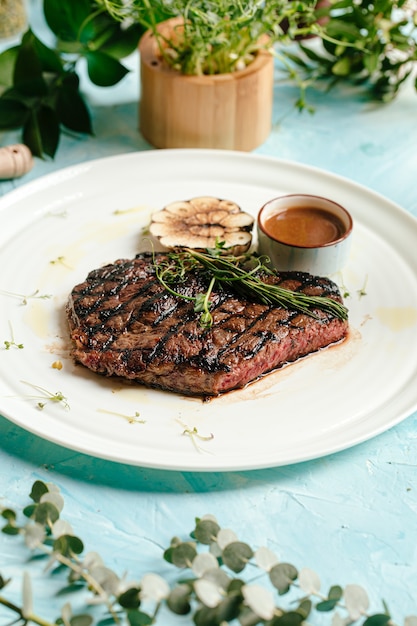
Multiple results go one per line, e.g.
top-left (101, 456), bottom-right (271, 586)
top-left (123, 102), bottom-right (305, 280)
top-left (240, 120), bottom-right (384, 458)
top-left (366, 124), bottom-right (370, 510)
top-left (138, 20), bottom-right (274, 151)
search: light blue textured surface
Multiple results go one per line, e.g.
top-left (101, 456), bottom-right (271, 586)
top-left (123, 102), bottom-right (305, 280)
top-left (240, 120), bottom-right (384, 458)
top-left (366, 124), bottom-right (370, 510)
top-left (1, 10), bottom-right (417, 622)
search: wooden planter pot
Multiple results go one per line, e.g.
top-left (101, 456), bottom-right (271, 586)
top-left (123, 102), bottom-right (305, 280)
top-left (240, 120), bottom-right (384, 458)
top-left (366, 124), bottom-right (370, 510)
top-left (138, 19), bottom-right (274, 151)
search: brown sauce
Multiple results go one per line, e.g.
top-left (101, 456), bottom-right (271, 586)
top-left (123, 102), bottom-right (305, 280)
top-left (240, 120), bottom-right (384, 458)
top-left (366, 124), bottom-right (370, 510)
top-left (263, 207), bottom-right (345, 247)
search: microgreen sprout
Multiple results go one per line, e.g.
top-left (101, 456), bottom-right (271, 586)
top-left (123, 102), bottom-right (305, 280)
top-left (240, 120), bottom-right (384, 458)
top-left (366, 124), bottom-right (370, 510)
top-left (98, 408), bottom-right (145, 424)
top-left (113, 207), bottom-right (142, 215)
top-left (45, 210), bottom-right (68, 218)
top-left (358, 275), bottom-right (368, 299)
top-left (3, 322), bottom-right (24, 350)
top-left (153, 243), bottom-right (348, 328)
top-left (49, 256), bottom-right (72, 269)
top-left (177, 418), bottom-right (214, 452)
top-left (20, 381), bottom-right (70, 410)
top-left (0, 289), bottom-right (52, 306)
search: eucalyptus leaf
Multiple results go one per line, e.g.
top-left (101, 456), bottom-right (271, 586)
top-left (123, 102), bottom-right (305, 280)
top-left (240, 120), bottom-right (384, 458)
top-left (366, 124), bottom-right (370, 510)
top-left (194, 578), bottom-right (223, 608)
top-left (40, 491), bottom-right (64, 512)
top-left (70, 616), bottom-right (94, 626)
top-left (298, 567), bottom-right (321, 594)
top-left (53, 535), bottom-right (84, 557)
top-left (363, 614), bottom-right (392, 626)
top-left (242, 583), bottom-right (275, 620)
top-left (126, 609), bottom-right (153, 626)
top-left (221, 541), bottom-right (253, 574)
top-left (118, 586), bottom-right (141, 609)
top-left (139, 573), bottom-right (170, 602)
top-left (166, 583), bottom-right (192, 615)
top-left (1, 508), bottom-right (17, 523)
top-left (170, 542), bottom-right (197, 568)
top-left (24, 522), bottom-right (46, 549)
top-left (192, 553), bottom-right (219, 577)
top-left (202, 568), bottom-right (230, 591)
top-left (1, 523), bottom-right (20, 536)
top-left (193, 518), bottom-right (220, 544)
top-left (316, 597), bottom-right (339, 611)
top-left (215, 594), bottom-right (242, 622)
top-left (269, 562), bottom-right (298, 595)
top-left (32, 500), bottom-right (60, 525)
top-left (52, 519), bottom-right (74, 539)
top-left (270, 610), bottom-right (304, 626)
top-left (254, 546), bottom-right (279, 572)
top-left (344, 584), bottom-right (370, 620)
top-left (216, 528), bottom-right (238, 550)
top-left (193, 605), bottom-right (219, 626)
top-left (29, 480), bottom-right (49, 504)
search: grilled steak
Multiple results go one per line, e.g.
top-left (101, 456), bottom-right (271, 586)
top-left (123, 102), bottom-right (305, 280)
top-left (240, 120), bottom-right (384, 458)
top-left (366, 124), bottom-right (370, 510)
top-left (66, 252), bottom-right (348, 397)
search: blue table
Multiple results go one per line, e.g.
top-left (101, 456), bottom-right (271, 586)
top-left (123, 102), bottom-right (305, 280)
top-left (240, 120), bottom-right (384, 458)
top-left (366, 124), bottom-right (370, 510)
top-left (1, 17), bottom-right (417, 624)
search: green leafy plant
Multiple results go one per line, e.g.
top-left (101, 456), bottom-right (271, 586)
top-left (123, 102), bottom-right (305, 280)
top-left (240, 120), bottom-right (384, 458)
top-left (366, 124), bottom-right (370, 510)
top-left (292, 0), bottom-right (417, 102)
top-left (0, 0), bottom-right (144, 157)
top-left (98, 0), bottom-right (321, 75)
top-left (1, 480), bottom-right (416, 625)
top-left (1, 0), bottom-right (416, 158)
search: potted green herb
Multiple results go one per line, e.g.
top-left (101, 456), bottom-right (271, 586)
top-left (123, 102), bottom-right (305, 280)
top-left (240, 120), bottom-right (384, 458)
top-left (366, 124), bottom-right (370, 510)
top-left (97, 0), bottom-right (322, 151)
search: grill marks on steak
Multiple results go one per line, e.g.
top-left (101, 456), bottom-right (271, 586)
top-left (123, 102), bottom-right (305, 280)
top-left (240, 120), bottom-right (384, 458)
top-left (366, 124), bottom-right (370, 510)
top-left (66, 252), bottom-right (348, 396)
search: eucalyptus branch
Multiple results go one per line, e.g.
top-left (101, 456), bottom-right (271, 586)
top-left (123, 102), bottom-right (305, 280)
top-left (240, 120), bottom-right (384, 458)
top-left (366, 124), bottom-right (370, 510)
top-left (1, 480), bottom-right (415, 626)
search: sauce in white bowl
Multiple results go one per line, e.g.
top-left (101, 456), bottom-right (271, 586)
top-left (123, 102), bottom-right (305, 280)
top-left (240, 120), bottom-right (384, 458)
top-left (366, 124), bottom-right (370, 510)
top-left (257, 194), bottom-right (353, 275)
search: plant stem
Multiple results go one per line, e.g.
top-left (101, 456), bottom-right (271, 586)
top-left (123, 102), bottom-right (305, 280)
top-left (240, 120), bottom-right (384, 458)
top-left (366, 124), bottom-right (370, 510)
top-left (0, 594), bottom-right (55, 626)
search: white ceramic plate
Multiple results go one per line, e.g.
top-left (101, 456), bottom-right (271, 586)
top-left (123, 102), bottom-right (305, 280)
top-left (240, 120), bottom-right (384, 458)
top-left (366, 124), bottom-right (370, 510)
top-left (1, 150), bottom-right (417, 471)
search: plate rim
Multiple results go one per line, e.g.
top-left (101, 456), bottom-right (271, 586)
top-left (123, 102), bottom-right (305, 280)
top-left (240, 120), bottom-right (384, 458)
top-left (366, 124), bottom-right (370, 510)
top-left (1, 148), bottom-right (417, 471)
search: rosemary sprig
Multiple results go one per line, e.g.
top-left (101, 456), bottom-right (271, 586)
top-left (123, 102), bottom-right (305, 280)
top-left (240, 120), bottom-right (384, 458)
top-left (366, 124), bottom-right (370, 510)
top-left (153, 245), bottom-right (348, 326)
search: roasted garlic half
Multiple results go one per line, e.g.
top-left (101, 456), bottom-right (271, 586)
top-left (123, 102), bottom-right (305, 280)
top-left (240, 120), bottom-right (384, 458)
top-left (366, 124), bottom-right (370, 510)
top-left (149, 196), bottom-right (254, 254)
